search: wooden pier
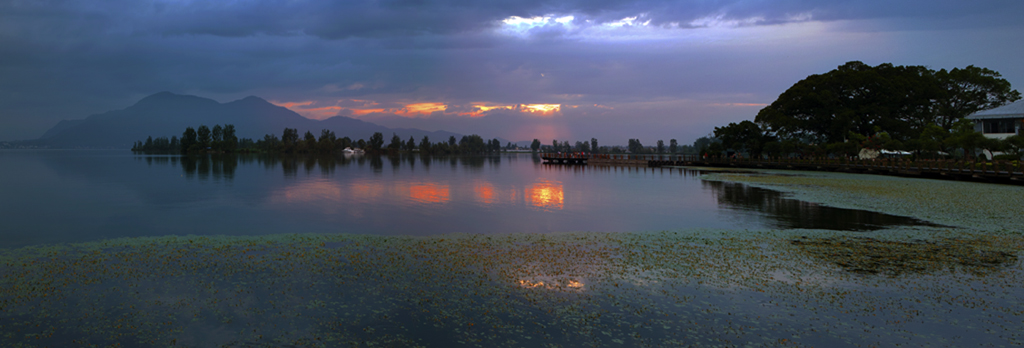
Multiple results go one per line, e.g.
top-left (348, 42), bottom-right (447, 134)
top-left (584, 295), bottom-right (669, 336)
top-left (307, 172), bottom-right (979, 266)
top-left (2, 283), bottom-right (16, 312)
top-left (540, 153), bottom-right (589, 165)
top-left (541, 153), bottom-right (1024, 185)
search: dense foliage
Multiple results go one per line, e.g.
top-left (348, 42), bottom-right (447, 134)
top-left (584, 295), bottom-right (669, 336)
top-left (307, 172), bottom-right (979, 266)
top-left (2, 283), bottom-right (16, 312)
top-left (708, 61), bottom-right (1021, 159)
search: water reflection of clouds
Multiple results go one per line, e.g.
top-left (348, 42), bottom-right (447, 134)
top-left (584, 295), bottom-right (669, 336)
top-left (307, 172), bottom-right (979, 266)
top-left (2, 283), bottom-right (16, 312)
top-left (272, 179), bottom-right (344, 203)
top-left (271, 177), bottom-right (567, 212)
top-left (474, 182), bottom-right (497, 205)
top-left (526, 180), bottom-right (564, 210)
top-left (408, 183), bottom-right (450, 204)
top-left (272, 179), bottom-right (453, 208)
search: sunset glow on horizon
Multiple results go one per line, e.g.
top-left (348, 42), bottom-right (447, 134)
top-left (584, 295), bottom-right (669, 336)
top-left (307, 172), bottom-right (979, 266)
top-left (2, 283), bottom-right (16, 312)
top-left (274, 99), bottom-right (564, 121)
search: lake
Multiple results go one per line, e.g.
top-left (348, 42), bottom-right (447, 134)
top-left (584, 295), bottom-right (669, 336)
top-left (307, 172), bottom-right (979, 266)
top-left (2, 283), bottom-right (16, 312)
top-left (0, 150), bottom-right (929, 249)
top-left (2, 150), bottom-right (1021, 348)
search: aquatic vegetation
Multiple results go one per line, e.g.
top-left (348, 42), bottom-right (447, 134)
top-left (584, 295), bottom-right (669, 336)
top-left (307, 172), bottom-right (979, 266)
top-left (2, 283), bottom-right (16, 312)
top-left (2, 227), bottom-right (1024, 347)
top-left (791, 235), bottom-right (1019, 276)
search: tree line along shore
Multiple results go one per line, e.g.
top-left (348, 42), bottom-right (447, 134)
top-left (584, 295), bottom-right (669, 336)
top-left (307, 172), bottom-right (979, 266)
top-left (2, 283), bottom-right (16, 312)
top-left (132, 126), bottom-right (509, 155)
top-left (132, 126), bottom-right (711, 156)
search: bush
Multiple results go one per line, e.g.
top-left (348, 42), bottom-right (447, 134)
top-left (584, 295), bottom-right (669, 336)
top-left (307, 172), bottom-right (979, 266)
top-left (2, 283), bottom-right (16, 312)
top-left (993, 154), bottom-right (1021, 161)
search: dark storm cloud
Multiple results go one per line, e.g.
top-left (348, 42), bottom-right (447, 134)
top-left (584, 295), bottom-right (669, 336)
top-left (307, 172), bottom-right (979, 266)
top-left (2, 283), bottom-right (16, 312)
top-left (5, 0), bottom-right (1019, 41)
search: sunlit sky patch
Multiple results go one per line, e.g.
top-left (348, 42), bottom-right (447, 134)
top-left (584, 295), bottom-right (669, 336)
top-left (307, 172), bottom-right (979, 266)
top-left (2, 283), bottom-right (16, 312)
top-left (275, 99), bottom-right (564, 120)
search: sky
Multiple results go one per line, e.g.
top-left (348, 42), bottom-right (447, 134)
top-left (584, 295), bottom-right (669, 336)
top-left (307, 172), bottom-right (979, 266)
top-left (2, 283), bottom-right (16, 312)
top-left (2, 0), bottom-right (1022, 145)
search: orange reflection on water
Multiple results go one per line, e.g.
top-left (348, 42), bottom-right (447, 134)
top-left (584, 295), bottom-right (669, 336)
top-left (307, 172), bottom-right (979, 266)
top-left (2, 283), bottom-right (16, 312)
top-left (349, 181), bottom-right (385, 201)
top-left (474, 182), bottom-right (496, 204)
top-left (409, 183), bottom-right (450, 204)
top-left (526, 180), bottom-right (563, 210)
top-left (274, 180), bottom-right (344, 203)
top-left (518, 279), bottom-right (546, 288)
top-left (516, 278), bottom-right (585, 291)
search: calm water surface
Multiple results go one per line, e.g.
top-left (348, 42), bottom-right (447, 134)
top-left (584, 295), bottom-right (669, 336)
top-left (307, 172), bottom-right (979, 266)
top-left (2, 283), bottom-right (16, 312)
top-left (0, 150), bottom-right (928, 249)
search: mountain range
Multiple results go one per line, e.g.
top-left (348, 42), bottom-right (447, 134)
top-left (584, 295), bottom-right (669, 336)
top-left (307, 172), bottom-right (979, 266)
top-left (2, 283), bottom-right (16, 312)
top-left (22, 92), bottom-right (467, 148)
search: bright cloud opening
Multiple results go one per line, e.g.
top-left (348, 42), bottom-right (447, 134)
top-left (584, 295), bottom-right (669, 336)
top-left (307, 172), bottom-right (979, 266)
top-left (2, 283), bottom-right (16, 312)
top-left (500, 14), bottom-right (576, 37)
top-left (605, 15), bottom-right (651, 27)
top-left (276, 99), bottom-right (563, 120)
top-left (521, 104), bottom-right (560, 116)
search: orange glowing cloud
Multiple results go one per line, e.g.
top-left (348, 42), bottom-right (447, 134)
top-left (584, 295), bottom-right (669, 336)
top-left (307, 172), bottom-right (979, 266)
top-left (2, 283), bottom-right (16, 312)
top-left (409, 183), bottom-right (450, 204)
top-left (394, 102), bottom-right (448, 117)
top-left (274, 101), bottom-right (313, 108)
top-left (350, 108), bottom-right (386, 116)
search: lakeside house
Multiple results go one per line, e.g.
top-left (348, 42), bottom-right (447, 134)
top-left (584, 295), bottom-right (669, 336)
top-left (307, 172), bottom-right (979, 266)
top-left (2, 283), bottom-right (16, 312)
top-left (967, 99), bottom-right (1024, 139)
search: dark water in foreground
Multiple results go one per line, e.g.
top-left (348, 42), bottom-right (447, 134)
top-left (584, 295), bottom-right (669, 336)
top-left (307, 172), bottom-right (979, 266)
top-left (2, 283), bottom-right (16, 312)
top-left (0, 150), bottom-right (931, 249)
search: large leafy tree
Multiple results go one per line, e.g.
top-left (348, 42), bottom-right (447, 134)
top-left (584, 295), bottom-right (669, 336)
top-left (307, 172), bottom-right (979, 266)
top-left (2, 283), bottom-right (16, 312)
top-left (181, 127), bottom-right (197, 153)
top-left (222, 124), bottom-right (237, 152)
top-left (197, 125), bottom-right (211, 149)
top-left (627, 139), bottom-right (644, 154)
top-left (368, 132), bottom-right (385, 152)
top-left (281, 128), bottom-right (299, 153)
top-left (755, 61), bottom-right (1019, 145)
top-left (714, 120), bottom-right (774, 158)
top-left (934, 66), bottom-right (1022, 130)
top-left (388, 133), bottom-right (402, 151)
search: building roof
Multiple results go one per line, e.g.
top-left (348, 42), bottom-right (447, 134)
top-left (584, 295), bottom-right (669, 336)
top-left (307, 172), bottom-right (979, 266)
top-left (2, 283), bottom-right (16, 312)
top-left (967, 99), bottom-right (1024, 120)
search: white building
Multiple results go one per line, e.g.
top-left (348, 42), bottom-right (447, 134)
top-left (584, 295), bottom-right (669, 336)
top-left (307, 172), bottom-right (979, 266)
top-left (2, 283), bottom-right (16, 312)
top-left (967, 100), bottom-right (1024, 139)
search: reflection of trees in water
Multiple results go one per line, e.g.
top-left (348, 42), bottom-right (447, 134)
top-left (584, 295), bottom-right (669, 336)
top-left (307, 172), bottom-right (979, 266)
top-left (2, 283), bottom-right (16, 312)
top-left (459, 156), bottom-right (485, 169)
top-left (701, 180), bottom-right (930, 231)
top-left (406, 154), bottom-right (416, 169)
top-left (180, 155), bottom-right (239, 180)
top-left (303, 156), bottom-right (317, 175)
top-left (388, 155), bottom-right (401, 171)
top-left (369, 156), bottom-right (383, 172)
top-left (170, 154), bottom-right (513, 181)
top-left (418, 153), bottom-right (431, 169)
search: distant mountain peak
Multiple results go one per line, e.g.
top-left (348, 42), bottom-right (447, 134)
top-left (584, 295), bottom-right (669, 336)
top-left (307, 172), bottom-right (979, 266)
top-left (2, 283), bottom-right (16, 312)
top-left (132, 91), bottom-right (218, 109)
top-left (231, 95), bottom-right (274, 106)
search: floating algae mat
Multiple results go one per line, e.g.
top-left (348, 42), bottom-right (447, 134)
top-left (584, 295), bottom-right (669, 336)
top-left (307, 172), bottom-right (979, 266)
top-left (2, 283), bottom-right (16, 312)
top-left (791, 235), bottom-right (1018, 276)
top-left (3, 229), bottom-right (1024, 347)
